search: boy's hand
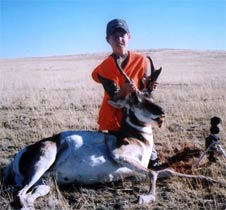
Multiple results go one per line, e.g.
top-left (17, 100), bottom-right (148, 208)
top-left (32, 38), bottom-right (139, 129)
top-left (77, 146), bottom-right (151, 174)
top-left (121, 80), bottom-right (137, 94)
top-left (113, 80), bottom-right (137, 100)
top-left (148, 81), bottom-right (158, 91)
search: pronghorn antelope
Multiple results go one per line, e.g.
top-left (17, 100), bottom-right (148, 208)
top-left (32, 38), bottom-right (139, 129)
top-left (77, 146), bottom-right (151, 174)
top-left (3, 91), bottom-right (221, 210)
top-left (3, 91), bottom-right (165, 209)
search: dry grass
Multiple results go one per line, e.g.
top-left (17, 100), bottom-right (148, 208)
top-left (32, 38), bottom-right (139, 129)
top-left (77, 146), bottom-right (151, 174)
top-left (0, 49), bottom-right (226, 209)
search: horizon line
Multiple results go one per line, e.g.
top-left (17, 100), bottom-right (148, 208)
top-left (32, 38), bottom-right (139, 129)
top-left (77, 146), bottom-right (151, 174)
top-left (1, 48), bottom-right (226, 60)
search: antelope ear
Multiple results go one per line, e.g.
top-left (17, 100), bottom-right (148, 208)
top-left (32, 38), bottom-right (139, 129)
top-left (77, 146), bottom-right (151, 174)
top-left (108, 99), bottom-right (127, 109)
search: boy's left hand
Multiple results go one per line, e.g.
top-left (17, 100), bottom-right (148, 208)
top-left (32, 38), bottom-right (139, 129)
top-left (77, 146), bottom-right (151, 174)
top-left (148, 81), bottom-right (158, 91)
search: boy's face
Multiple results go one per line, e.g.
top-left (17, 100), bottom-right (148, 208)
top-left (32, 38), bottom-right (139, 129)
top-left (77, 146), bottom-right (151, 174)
top-left (107, 28), bottom-right (131, 56)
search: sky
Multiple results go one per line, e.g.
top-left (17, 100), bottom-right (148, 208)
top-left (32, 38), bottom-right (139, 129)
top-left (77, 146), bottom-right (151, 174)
top-left (0, 0), bottom-right (226, 58)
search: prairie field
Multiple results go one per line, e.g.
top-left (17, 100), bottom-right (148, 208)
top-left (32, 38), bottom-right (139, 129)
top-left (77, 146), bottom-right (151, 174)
top-left (0, 49), bottom-right (226, 209)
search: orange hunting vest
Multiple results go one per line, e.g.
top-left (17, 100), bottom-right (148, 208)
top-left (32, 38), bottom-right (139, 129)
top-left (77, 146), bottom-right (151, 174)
top-left (92, 51), bottom-right (147, 131)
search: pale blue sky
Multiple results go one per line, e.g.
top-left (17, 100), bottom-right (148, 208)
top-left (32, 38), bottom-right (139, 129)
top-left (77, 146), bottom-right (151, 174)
top-left (0, 0), bottom-right (226, 58)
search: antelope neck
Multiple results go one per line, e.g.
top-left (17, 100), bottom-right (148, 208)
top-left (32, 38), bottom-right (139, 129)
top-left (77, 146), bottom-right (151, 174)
top-left (120, 109), bottom-right (152, 141)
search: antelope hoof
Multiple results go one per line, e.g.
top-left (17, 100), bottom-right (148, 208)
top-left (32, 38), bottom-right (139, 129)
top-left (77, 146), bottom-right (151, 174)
top-left (138, 194), bottom-right (156, 204)
top-left (11, 195), bottom-right (35, 210)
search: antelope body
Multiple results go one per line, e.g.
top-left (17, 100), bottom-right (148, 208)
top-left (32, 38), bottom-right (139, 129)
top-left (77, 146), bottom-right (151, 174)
top-left (3, 92), bottom-right (165, 209)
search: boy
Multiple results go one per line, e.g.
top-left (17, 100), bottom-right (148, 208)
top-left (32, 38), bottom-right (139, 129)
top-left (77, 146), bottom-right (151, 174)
top-left (92, 19), bottom-right (159, 168)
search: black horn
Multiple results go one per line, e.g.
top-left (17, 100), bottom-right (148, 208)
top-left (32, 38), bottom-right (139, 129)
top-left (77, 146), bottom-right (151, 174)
top-left (146, 56), bottom-right (162, 92)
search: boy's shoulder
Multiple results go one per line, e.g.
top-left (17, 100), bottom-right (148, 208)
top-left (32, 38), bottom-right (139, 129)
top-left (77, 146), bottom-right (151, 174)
top-left (129, 51), bottom-right (147, 61)
top-left (129, 51), bottom-right (145, 57)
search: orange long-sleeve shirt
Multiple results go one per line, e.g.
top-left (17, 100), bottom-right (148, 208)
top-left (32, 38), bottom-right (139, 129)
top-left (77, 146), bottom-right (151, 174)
top-left (92, 51), bottom-right (148, 131)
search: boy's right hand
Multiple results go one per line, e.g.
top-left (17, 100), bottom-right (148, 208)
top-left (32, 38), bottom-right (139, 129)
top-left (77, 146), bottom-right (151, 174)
top-left (121, 81), bottom-right (137, 95)
top-left (113, 81), bottom-right (137, 100)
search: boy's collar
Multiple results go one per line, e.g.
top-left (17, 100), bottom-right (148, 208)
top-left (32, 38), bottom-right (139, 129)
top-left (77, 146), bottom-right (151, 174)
top-left (111, 51), bottom-right (129, 59)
